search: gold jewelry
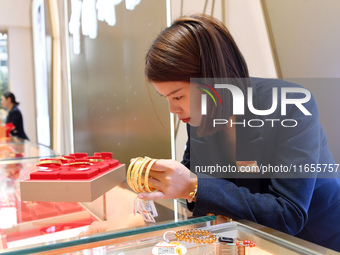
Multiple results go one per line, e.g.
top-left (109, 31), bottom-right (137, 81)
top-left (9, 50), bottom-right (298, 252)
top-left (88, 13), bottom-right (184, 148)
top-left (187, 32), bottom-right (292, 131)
top-left (127, 157), bottom-right (142, 188)
top-left (175, 229), bottom-right (217, 244)
top-left (144, 159), bottom-right (157, 192)
top-left (131, 158), bottom-right (144, 192)
top-left (167, 228), bottom-right (256, 247)
top-left (127, 157), bottom-right (157, 193)
top-left (89, 158), bottom-right (103, 162)
top-left (38, 159), bottom-right (62, 166)
top-left (188, 182), bottom-right (198, 203)
top-left (137, 157), bottom-right (152, 192)
top-left (68, 161), bottom-right (91, 166)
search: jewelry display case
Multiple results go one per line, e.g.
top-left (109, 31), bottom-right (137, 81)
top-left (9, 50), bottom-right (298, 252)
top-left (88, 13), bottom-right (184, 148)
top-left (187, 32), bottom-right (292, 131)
top-left (0, 140), bottom-right (99, 251)
top-left (0, 140), bottom-right (194, 253)
top-left (0, 140), bottom-right (338, 254)
top-left (1, 217), bottom-right (338, 255)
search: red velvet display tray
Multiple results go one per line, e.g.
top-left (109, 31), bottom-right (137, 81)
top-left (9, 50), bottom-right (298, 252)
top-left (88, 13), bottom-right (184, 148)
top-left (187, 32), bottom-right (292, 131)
top-left (20, 152), bottom-right (126, 202)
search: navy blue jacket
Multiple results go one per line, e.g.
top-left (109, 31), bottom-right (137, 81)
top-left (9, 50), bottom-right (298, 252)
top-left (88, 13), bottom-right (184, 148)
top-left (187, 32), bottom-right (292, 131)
top-left (183, 78), bottom-right (340, 251)
top-left (6, 106), bottom-right (29, 140)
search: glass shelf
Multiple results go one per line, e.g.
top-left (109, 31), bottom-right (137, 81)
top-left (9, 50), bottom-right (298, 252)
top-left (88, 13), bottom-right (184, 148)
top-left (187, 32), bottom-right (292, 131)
top-left (0, 138), bottom-right (60, 162)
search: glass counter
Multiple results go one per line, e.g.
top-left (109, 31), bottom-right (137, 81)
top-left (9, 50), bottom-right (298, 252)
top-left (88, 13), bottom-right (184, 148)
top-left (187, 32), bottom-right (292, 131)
top-left (0, 138), bottom-right (59, 161)
top-left (0, 147), bottom-right (196, 254)
top-left (0, 144), bottom-right (338, 254)
top-left (2, 218), bottom-right (338, 255)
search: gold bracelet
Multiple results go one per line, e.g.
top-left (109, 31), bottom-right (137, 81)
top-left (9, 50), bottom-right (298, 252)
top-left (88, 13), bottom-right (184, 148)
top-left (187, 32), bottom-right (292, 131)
top-left (188, 183), bottom-right (198, 203)
top-left (133, 158), bottom-right (149, 192)
top-left (127, 157), bottom-right (142, 188)
top-left (175, 229), bottom-right (217, 244)
top-left (144, 159), bottom-right (157, 192)
top-left (137, 157), bottom-right (152, 192)
top-left (89, 158), bottom-right (103, 162)
top-left (68, 161), bottom-right (91, 166)
top-left (169, 228), bottom-right (256, 247)
top-left (127, 157), bottom-right (157, 193)
top-left (38, 159), bottom-right (62, 166)
top-left (131, 158), bottom-right (144, 192)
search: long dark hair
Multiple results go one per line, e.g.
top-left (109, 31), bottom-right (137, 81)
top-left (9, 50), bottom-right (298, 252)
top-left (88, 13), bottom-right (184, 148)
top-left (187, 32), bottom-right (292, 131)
top-left (145, 14), bottom-right (251, 135)
top-left (3, 92), bottom-right (19, 106)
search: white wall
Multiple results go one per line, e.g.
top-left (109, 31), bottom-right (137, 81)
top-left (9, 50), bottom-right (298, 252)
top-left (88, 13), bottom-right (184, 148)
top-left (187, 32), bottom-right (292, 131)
top-left (0, 0), bottom-right (37, 143)
top-left (225, 0), bottom-right (277, 78)
top-left (265, 0), bottom-right (340, 78)
top-left (264, 0), bottom-right (340, 162)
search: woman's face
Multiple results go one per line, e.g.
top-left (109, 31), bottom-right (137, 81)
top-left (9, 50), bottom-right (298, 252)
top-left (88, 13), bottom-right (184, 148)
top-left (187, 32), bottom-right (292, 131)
top-left (152, 81), bottom-right (203, 126)
top-left (1, 96), bottom-right (9, 109)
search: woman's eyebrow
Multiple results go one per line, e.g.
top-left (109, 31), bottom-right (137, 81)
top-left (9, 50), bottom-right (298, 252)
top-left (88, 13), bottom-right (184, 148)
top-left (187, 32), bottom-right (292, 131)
top-left (165, 88), bottom-right (183, 97)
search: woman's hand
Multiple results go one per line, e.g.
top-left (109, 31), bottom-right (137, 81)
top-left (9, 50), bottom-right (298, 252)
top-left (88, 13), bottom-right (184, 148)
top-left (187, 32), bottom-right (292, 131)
top-left (137, 159), bottom-right (197, 200)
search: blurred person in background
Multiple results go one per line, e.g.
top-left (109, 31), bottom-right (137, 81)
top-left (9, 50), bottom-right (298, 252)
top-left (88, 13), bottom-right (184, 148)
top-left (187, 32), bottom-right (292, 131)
top-left (1, 92), bottom-right (29, 140)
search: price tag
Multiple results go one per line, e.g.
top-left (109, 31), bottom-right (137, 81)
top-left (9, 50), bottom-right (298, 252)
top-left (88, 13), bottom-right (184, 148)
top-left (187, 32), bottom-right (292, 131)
top-left (134, 197), bottom-right (157, 222)
top-left (145, 200), bottom-right (158, 217)
top-left (152, 241), bottom-right (187, 255)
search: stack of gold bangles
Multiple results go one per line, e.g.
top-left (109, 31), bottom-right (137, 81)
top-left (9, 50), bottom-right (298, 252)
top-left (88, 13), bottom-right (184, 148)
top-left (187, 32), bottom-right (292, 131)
top-left (175, 229), bottom-right (217, 244)
top-left (127, 157), bottom-right (157, 193)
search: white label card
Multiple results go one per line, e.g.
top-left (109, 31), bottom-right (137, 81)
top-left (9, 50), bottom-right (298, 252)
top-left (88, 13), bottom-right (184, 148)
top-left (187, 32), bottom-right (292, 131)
top-left (145, 200), bottom-right (158, 217)
top-left (134, 197), bottom-right (157, 223)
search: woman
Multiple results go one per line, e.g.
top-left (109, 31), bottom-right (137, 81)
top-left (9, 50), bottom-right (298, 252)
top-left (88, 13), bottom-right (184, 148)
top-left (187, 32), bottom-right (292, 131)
top-left (1, 92), bottom-right (29, 140)
top-left (138, 14), bottom-right (340, 251)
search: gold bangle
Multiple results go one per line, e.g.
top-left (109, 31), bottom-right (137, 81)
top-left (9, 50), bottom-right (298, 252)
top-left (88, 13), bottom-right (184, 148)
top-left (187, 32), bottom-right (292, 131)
top-left (127, 157), bottom-right (157, 193)
top-left (68, 162), bottom-right (91, 166)
top-left (131, 158), bottom-right (144, 192)
top-left (175, 229), bottom-right (217, 244)
top-left (144, 159), bottom-right (157, 192)
top-left (38, 160), bottom-right (62, 166)
top-left (127, 157), bottom-right (142, 188)
top-left (137, 157), bottom-right (152, 192)
top-left (89, 158), bottom-right (103, 162)
top-left (133, 158), bottom-right (149, 192)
